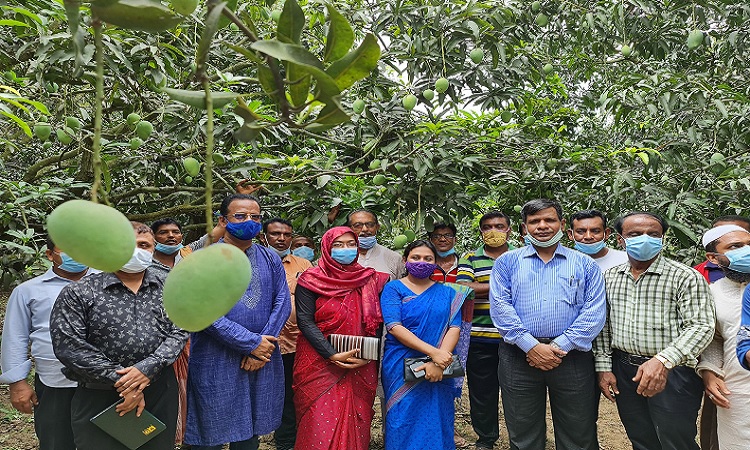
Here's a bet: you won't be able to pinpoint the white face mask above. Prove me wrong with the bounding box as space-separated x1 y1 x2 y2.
120 248 153 273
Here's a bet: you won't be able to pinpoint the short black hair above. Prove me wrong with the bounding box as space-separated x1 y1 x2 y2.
612 211 669 235
713 215 750 230
346 208 378 226
263 217 293 233
46 235 55 251
429 222 457 237
220 194 261 216
521 199 563 222
150 217 182 234
705 240 719 253
403 239 438 259
479 211 510 228
569 210 608 228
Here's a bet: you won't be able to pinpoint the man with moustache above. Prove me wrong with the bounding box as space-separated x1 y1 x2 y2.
696 224 750 450
150 218 193 269
456 210 515 450
567 209 628 271
490 199 606 450
347 209 405 280
594 211 715 450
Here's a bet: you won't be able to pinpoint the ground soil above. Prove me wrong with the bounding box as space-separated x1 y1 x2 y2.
0 290 638 449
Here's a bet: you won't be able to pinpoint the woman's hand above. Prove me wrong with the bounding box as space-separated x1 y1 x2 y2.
418 362 444 382
429 348 453 369
329 349 370 369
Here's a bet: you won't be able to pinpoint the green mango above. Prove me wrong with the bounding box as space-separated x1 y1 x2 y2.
65 116 81 131
136 120 153 140
393 234 409 249
404 230 416 241
47 200 135 272
34 122 51 141
435 78 449 93
183 157 200 176
163 243 252 331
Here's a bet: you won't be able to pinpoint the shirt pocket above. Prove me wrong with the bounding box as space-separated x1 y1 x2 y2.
555 274 583 306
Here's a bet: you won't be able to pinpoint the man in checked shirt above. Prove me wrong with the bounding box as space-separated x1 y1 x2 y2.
594 211 715 450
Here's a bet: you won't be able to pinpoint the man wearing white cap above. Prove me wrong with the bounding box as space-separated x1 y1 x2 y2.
696 224 750 450
593 211 715 450
695 216 750 450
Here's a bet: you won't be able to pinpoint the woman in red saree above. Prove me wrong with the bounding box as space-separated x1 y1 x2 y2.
293 226 390 450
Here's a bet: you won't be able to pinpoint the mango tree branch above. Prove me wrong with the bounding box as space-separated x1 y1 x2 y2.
21 148 83 182
90 18 104 204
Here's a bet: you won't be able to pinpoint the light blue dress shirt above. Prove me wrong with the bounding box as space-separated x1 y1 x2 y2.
490 244 606 353
0 268 93 388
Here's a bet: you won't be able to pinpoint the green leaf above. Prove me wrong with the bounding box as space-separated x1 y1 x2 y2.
91 0 182 32
63 0 86 76
713 99 728 119
305 97 350 132
0 19 30 27
324 4 354 63
0 110 32 137
163 87 238 109
277 0 304 44
251 40 341 102
218 0 238 29
287 62 311 107
325 33 380 91
196 2 226 72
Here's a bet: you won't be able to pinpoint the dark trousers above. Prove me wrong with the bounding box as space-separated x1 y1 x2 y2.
71 368 178 450
497 342 599 450
699 394 720 450
192 435 258 450
612 353 702 450
467 340 501 447
34 375 76 450
274 352 297 450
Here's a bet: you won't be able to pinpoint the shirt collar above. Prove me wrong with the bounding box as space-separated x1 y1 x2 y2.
101 268 162 289
616 253 666 275
520 242 569 260
40 267 95 282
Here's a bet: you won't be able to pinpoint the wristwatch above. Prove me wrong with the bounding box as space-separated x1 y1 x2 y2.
655 354 674 370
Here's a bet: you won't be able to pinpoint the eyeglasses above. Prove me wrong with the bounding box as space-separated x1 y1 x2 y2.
350 221 377 230
225 213 263 222
430 233 455 240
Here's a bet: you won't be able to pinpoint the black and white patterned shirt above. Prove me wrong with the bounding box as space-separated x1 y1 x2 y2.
50 267 188 384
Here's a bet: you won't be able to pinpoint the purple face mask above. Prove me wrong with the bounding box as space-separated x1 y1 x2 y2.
405 261 437 279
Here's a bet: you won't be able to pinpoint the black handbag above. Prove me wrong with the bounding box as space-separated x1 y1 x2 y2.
403 354 464 382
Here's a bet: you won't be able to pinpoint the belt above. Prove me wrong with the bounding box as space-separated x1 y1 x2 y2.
615 350 652 366
79 382 115 390
536 337 555 344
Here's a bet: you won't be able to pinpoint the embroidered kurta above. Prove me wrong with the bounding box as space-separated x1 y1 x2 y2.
185 244 291 446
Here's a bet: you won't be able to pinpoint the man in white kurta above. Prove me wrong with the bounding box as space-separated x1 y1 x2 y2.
697 224 750 450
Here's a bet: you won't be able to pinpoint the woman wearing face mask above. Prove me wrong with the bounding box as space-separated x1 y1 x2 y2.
380 240 473 450
292 226 390 450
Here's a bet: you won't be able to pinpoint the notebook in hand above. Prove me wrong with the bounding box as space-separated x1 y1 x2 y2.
90 400 166 450
328 334 381 360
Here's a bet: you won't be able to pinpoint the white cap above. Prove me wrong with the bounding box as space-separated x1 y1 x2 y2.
702 224 750 248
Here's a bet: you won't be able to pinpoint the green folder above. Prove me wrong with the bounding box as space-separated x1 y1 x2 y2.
90 400 166 450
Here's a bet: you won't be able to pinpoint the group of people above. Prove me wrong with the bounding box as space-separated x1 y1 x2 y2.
2 193 750 450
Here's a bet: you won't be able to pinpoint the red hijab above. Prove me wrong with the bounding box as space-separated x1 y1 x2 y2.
297 226 387 334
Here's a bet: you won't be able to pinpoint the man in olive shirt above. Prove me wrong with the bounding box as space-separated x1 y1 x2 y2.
594 211 714 450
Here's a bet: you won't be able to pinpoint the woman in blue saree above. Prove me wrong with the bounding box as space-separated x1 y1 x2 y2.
381 240 473 450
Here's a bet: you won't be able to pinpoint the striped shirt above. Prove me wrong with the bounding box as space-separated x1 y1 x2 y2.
593 255 715 372
490 244 606 353
457 245 512 343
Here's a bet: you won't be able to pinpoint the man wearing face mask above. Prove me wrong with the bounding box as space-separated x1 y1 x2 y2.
456 210 514 450
568 209 628 271
185 194 291 450
150 218 193 269
490 199 606 450
0 236 95 450
593 211 714 450
347 209 405 280
290 235 317 263
693 225 750 450
261 217 312 450
50 222 188 450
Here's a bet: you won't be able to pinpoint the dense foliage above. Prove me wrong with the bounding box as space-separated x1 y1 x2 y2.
1 0 748 287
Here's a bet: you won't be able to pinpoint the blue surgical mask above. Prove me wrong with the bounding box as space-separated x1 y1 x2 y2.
155 242 183 255
270 246 290 258
623 234 663 261
358 235 377 250
58 253 88 273
526 229 563 248
292 246 315 261
523 235 532 246
331 248 358 265
120 248 153 273
722 246 750 273
225 219 262 241
574 239 607 255
437 248 456 258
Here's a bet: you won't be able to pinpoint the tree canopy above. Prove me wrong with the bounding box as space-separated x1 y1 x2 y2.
1 0 748 287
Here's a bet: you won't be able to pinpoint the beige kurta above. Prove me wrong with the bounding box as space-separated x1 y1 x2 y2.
697 277 750 450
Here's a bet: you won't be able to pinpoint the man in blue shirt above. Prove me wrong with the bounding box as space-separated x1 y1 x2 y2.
490 199 606 450
1 236 93 450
